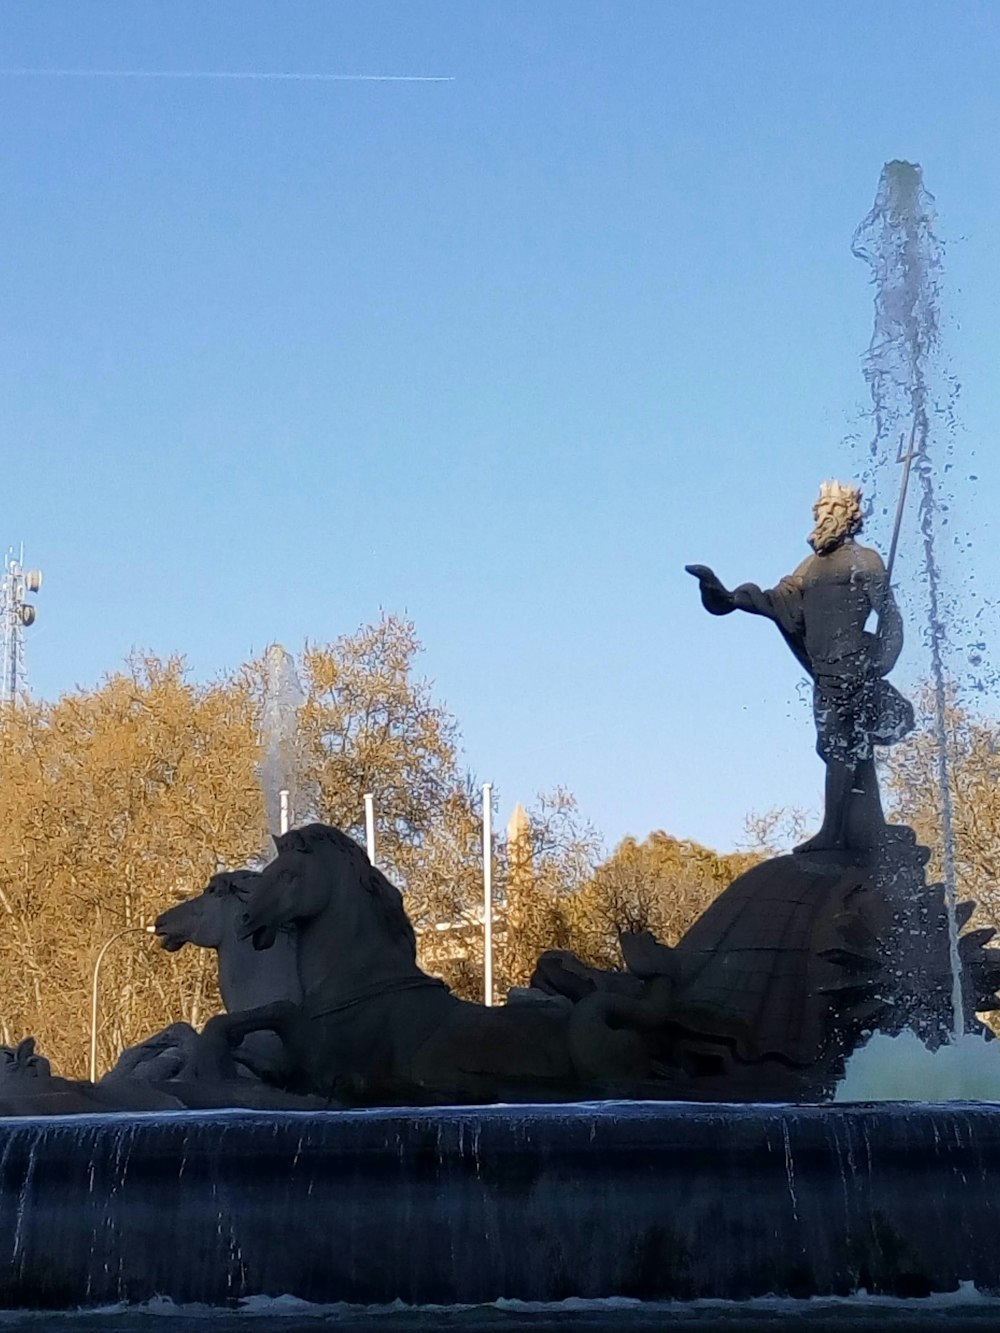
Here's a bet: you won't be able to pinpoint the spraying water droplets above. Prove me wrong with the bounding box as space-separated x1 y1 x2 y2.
853 161 965 1038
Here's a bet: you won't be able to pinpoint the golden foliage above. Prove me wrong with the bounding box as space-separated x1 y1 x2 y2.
883 694 1000 929
881 694 1000 1033
496 789 603 992
0 656 263 1076
494 797 754 992
566 833 758 970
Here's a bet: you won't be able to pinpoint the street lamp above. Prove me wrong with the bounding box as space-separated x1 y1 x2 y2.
89 924 156 1083
364 793 376 864
482 782 493 1007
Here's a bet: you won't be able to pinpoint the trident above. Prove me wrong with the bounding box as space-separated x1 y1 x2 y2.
876 414 921 648
884 413 922 587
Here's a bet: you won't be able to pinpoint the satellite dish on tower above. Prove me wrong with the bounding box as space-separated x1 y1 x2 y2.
1 550 42 705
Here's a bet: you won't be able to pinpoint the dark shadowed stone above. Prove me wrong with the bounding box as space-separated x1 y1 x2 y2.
673 854 872 1067
0 1103 999 1309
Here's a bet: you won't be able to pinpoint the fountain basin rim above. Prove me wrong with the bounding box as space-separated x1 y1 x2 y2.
2 1097 1000 1130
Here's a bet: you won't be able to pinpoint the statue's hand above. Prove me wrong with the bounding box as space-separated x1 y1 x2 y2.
684 564 735 615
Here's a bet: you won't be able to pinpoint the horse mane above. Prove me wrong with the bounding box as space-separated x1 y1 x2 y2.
207 869 259 903
284 824 417 960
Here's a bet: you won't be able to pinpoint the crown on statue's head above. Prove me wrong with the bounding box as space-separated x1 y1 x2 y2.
816 479 862 506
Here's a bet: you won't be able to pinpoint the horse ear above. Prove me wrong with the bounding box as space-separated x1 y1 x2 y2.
274 829 311 855
14 1037 36 1065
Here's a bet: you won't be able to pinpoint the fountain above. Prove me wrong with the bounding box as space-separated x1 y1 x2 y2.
852 160 965 1038
0 161 998 1317
259 642 307 844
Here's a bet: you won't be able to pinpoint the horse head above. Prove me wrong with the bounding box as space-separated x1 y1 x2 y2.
155 870 260 953
241 823 417 966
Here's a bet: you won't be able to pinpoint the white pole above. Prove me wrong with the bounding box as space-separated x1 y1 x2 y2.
279 789 290 835
364 792 376 864
89 925 155 1083
482 782 493 1007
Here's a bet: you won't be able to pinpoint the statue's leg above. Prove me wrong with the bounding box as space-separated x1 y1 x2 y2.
843 757 886 850
796 758 851 852
203 1001 299 1047
840 676 888 850
198 1002 302 1081
797 682 854 853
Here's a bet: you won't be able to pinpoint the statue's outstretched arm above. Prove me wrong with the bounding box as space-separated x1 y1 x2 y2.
730 582 781 618
687 564 801 622
685 564 736 616
687 563 809 673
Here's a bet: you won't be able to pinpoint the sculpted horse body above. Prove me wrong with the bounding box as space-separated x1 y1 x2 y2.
203 825 737 1102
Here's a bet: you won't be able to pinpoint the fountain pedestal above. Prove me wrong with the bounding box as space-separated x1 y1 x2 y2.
2 1102 1000 1309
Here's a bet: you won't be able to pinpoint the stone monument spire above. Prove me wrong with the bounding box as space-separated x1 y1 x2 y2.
506 802 533 886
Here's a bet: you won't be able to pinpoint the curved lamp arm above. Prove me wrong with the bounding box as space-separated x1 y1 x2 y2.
89 925 156 1083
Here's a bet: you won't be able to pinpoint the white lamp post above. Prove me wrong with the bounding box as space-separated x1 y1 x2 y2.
364 793 376 864
482 782 493 1007
89 925 156 1083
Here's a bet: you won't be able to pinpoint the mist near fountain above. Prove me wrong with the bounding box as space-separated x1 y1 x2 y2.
836 1029 1000 1103
259 643 305 842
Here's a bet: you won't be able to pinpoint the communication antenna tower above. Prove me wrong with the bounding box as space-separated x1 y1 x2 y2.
1 546 42 706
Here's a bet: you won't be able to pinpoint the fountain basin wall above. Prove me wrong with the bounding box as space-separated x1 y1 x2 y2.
0 1101 998 1308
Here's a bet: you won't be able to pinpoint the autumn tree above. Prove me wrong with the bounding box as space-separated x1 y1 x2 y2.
565 832 758 971
488 800 757 993
741 806 808 856
882 693 1000 931
495 789 603 992
404 775 488 999
295 616 460 883
381 781 606 1004
0 656 263 1076
285 615 491 991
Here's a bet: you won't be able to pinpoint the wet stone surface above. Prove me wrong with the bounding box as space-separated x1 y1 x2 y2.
1 1104 1000 1309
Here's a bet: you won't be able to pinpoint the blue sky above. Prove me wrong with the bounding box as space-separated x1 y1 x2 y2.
2 2 998 852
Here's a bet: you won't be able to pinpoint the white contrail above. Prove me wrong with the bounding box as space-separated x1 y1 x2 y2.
0 68 454 83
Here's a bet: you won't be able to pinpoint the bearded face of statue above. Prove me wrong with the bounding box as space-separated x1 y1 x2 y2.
808 483 863 554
